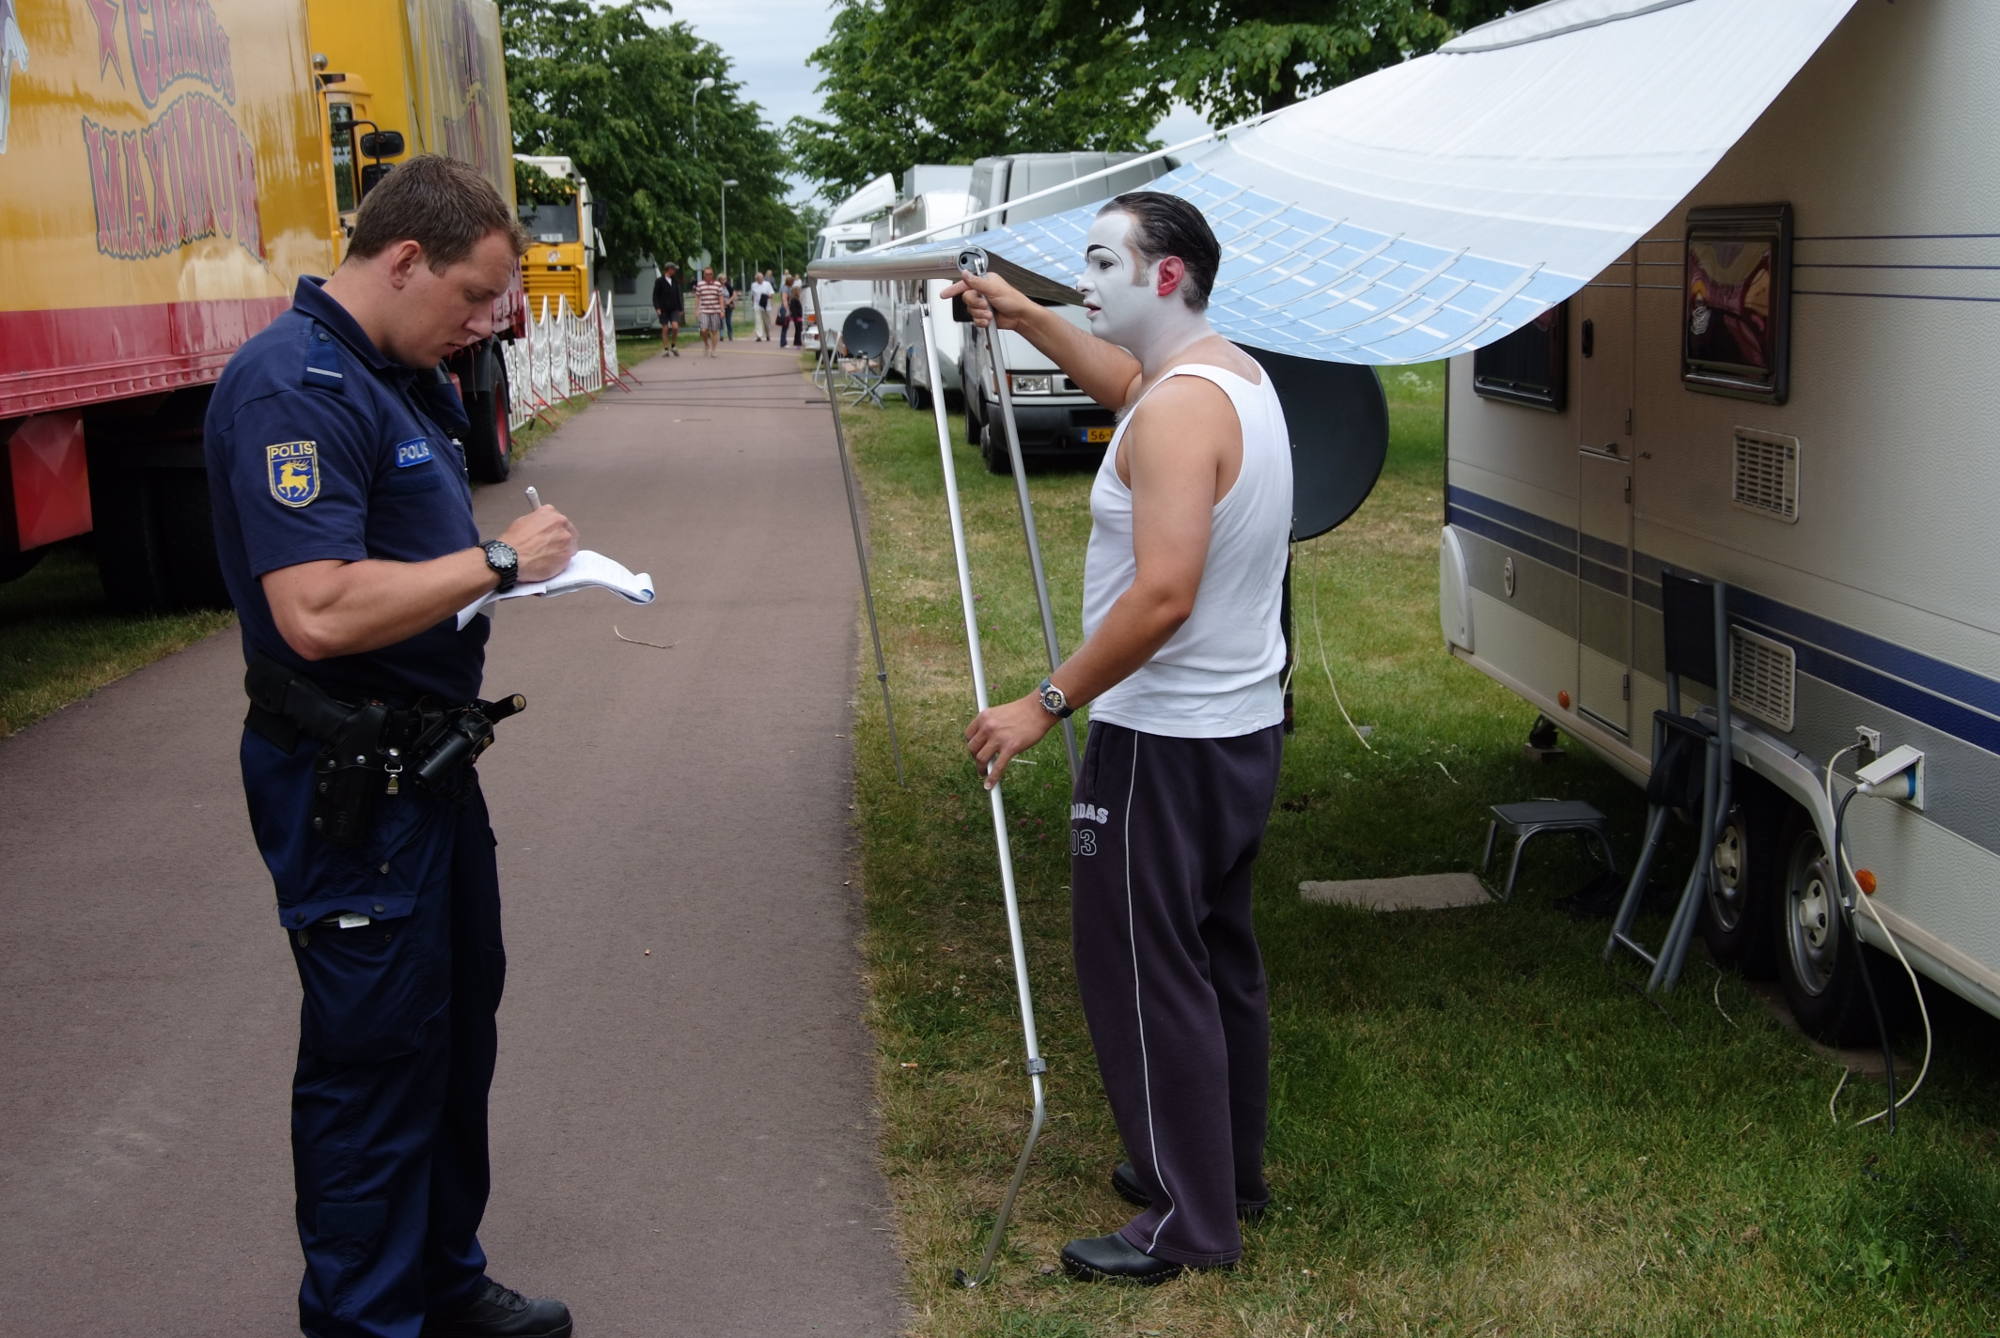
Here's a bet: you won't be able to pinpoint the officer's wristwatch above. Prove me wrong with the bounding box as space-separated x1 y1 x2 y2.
1037 677 1074 719
481 540 519 592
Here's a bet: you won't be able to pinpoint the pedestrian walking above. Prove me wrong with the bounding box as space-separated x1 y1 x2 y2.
202 154 580 1338
653 262 684 356
722 275 737 341
693 266 727 357
752 270 775 341
950 191 1291 1287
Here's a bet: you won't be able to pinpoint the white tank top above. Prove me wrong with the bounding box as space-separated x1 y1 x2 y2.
1081 360 1293 738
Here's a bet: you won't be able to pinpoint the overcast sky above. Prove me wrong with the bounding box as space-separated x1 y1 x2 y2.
646 0 1212 201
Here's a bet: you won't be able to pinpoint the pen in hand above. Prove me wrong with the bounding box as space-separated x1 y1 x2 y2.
525 486 541 511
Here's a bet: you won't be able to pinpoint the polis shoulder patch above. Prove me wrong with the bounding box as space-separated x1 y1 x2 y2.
267 441 321 507
394 438 434 468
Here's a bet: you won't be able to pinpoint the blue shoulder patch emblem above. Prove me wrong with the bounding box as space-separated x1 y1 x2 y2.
267 441 320 507
394 438 434 468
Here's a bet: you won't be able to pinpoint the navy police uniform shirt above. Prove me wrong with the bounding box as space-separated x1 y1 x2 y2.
205 276 490 704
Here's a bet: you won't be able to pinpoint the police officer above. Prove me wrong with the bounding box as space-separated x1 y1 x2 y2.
204 155 578 1338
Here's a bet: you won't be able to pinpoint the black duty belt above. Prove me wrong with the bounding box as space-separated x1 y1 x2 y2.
243 653 525 844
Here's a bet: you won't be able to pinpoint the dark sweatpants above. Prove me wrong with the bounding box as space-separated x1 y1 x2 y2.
1070 719 1284 1267
243 731 505 1337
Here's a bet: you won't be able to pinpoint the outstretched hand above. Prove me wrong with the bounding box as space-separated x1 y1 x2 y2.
940 270 1040 332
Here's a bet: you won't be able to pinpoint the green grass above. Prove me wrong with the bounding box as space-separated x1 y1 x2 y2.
842 363 2000 1337
0 342 655 738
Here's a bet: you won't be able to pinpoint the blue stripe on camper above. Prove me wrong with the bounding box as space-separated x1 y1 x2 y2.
1444 504 1576 575
1448 485 2000 754
1444 485 1577 551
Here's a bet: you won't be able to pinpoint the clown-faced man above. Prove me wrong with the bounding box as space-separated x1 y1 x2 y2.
946 192 1293 1285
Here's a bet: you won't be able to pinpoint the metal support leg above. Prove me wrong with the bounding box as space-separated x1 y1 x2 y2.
974 311 1078 784
809 283 904 785
914 302 1047 1289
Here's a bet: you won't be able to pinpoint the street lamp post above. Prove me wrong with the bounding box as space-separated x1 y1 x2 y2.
690 75 716 134
721 178 737 289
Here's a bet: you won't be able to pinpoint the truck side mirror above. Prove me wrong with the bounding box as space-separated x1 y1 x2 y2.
360 162 395 196
359 129 405 158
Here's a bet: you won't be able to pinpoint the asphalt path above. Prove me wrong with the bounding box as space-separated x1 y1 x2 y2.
0 340 907 1335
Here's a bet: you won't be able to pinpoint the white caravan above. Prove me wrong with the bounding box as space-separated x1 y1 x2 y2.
881 165 975 409
806 173 897 352
959 152 1176 471
1438 0 1999 1041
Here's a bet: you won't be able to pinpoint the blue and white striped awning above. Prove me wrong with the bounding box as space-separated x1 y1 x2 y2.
937 0 1859 365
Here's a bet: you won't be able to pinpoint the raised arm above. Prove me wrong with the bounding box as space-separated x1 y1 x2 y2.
941 271 1143 411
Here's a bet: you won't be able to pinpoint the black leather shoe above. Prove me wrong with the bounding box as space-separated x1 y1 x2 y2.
1111 1162 1269 1223
1059 1232 1185 1284
427 1280 573 1337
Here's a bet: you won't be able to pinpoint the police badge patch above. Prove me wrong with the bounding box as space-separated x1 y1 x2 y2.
267 441 320 507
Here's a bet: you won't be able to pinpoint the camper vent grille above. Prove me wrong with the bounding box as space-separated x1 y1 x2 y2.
1732 429 1800 522
1729 626 1796 732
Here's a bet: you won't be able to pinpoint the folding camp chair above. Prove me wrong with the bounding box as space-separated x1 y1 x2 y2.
837 306 892 407
1604 570 1733 992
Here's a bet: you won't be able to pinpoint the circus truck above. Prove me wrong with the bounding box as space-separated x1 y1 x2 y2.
0 0 522 613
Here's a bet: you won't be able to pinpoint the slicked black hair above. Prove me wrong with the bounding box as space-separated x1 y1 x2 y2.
1098 191 1221 311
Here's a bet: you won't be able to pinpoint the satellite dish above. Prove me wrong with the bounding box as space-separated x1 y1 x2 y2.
1238 346 1389 541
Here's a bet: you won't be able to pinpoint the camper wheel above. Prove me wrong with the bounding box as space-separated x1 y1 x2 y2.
1774 808 1874 1044
903 351 930 411
1699 770 1780 976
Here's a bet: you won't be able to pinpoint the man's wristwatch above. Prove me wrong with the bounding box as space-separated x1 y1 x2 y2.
481 540 519 592
1037 677 1074 719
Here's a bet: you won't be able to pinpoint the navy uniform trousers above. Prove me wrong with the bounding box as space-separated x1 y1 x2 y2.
1069 719 1285 1268
243 728 505 1338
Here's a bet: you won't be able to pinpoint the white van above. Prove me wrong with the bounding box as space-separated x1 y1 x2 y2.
806 173 897 352
958 152 1175 471
1437 0 2000 1041
882 165 974 408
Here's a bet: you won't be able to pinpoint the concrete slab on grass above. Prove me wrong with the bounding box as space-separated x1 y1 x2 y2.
1301 873 1492 911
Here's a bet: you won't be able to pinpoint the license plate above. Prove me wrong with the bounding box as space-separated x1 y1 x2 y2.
1082 427 1113 444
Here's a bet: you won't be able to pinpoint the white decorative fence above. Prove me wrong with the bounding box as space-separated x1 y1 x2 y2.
503 293 623 431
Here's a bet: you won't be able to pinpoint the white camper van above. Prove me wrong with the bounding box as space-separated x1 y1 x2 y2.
959 152 1176 471
882 165 975 409
806 173 897 353
1438 0 1999 1042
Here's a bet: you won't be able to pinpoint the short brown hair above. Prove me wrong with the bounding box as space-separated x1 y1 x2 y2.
1100 192 1221 311
346 154 529 269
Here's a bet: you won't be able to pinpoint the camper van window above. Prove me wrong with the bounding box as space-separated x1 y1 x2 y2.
1682 203 1792 404
1473 304 1568 411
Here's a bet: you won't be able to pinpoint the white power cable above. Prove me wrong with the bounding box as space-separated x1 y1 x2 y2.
1299 537 1375 752
1819 745 1933 1125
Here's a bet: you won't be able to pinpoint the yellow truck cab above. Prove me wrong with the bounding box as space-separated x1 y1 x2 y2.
513 154 598 319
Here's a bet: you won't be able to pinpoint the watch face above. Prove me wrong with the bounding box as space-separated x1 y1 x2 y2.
486 541 517 574
1040 682 1065 714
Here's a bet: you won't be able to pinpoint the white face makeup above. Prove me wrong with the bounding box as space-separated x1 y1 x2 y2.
1077 212 1156 343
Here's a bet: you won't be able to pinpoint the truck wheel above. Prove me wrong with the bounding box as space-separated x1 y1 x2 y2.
1774 808 1874 1044
1700 770 1780 976
0 547 45 582
979 421 1012 475
461 362 513 484
92 465 227 612
903 352 930 411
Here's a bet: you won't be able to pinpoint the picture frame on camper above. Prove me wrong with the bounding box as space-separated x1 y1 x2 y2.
1681 203 1792 403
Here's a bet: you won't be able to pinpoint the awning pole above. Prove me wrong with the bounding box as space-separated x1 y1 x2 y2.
809 281 904 785
961 255 1078 784
915 299 1047 1289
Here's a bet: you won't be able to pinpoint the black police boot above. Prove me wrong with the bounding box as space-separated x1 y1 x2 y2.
1059 1232 1186 1284
427 1280 573 1337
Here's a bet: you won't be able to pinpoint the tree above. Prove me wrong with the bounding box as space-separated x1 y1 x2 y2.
787 0 1168 204
789 0 1519 203
500 0 808 283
